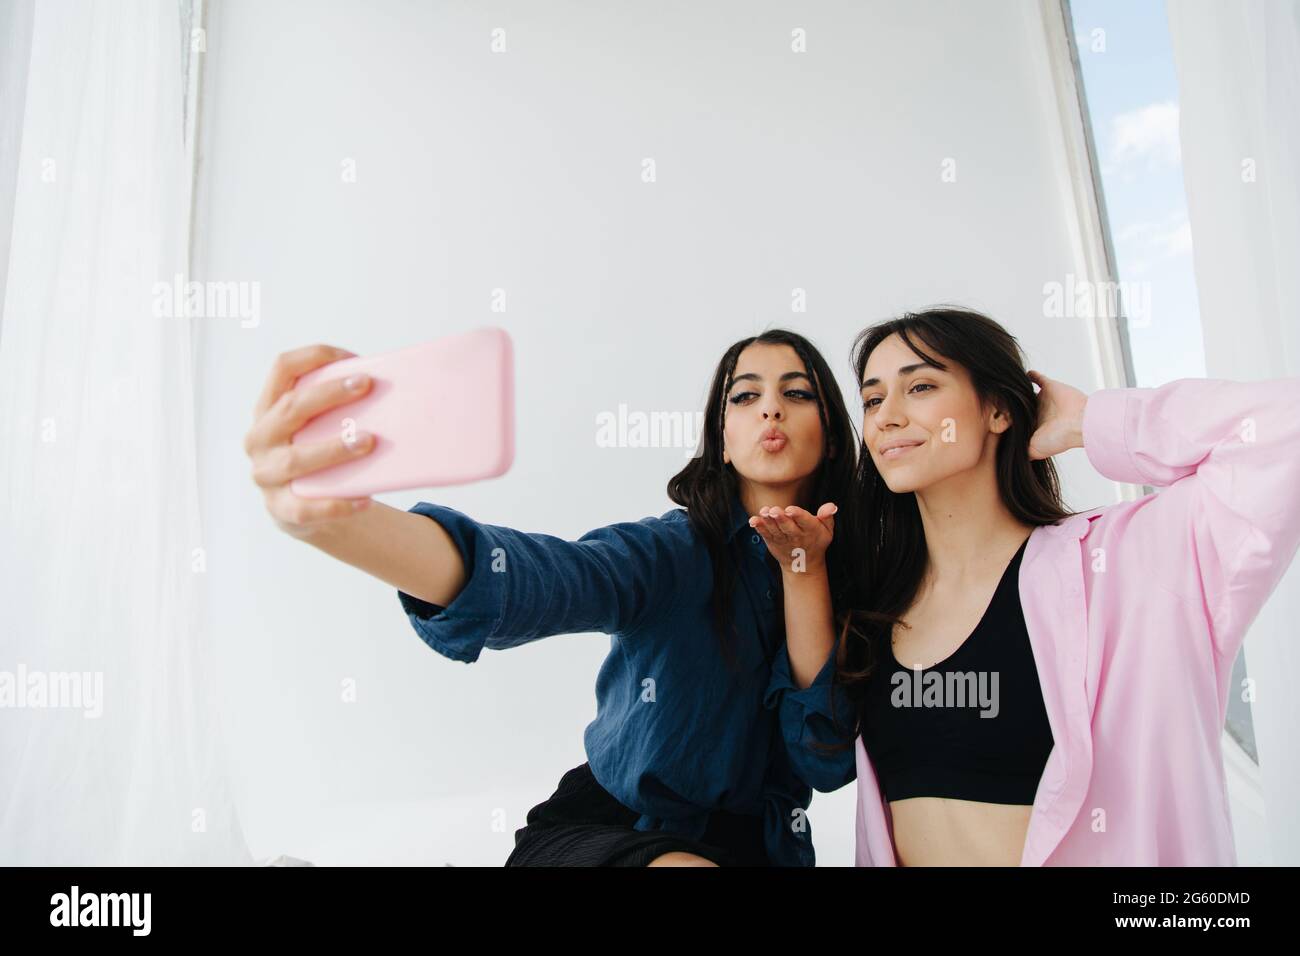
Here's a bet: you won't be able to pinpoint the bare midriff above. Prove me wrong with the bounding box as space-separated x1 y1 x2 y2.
889 797 1033 866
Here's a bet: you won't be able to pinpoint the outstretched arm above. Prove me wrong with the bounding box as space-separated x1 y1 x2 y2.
394 504 696 662
245 343 469 606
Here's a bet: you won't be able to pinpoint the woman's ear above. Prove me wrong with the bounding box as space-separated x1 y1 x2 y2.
722 447 730 464
989 401 1013 436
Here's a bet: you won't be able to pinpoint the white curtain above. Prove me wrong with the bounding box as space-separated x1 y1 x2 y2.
0 0 250 864
1167 0 1300 864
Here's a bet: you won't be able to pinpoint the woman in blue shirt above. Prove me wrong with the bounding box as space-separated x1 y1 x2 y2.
244 330 861 866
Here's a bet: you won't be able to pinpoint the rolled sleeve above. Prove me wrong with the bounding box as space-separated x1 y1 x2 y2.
396 502 512 662
764 642 857 792
396 502 693 663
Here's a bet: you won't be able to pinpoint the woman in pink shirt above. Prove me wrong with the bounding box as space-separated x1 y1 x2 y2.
754 306 1300 865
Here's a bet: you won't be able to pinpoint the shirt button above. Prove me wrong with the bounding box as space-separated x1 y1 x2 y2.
766 589 773 600
751 534 761 545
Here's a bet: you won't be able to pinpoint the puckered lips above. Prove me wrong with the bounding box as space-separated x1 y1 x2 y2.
759 426 787 453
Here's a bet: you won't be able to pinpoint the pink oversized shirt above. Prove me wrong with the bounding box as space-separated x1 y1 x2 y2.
854 376 1300 866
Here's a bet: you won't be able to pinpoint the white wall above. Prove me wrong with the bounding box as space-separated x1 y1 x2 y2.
193 0 1130 865
0 0 34 318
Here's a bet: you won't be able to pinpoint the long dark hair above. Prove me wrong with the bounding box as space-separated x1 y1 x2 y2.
836 307 1077 737
667 329 859 675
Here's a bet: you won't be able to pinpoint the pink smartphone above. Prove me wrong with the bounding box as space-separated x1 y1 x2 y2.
289 327 514 498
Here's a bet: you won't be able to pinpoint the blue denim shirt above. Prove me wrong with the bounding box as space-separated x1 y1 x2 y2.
395 491 857 866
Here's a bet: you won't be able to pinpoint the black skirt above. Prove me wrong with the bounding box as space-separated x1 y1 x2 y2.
505 763 771 867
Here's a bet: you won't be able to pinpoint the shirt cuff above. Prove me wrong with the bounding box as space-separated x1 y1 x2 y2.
395 502 508 663
763 641 840 719
1082 388 1150 486
764 642 857 792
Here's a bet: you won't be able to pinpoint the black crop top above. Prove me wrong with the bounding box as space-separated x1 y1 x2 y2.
859 536 1055 805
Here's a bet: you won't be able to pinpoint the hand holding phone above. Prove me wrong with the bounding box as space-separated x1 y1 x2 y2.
288 327 515 499
245 343 378 538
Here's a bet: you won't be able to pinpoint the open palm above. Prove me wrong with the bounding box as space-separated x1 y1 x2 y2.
748 503 837 574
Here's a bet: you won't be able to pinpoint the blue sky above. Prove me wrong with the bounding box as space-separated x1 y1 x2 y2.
1069 0 1205 385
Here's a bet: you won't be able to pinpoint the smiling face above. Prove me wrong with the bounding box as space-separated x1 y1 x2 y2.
859 332 1009 494
722 343 827 497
